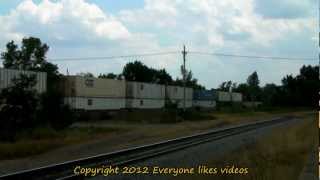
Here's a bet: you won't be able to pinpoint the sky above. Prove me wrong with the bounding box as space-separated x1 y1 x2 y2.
0 0 318 89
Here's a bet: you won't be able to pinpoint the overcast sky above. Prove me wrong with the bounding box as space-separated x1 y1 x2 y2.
0 0 317 89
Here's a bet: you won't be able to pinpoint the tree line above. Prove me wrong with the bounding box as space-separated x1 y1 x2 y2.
218 66 319 107
80 61 205 90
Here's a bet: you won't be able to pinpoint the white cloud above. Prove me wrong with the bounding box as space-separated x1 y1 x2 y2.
118 0 315 48
0 0 317 88
0 0 131 46
119 0 179 28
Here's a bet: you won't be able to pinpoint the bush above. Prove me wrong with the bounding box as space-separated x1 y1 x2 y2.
0 75 39 141
0 74 75 142
38 92 75 130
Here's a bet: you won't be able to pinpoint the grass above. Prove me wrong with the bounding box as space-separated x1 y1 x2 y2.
0 126 124 160
180 112 317 180
0 108 315 162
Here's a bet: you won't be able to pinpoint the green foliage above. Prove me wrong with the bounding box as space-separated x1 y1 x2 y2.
122 60 204 89
218 80 237 91
0 37 73 141
77 72 95 78
173 65 205 90
122 61 173 84
38 92 75 130
235 65 319 107
98 73 118 79
178 109 216 121
1 37 60 92
246 71 261 101
262 83 281 106
247 71 260 87
278 65 319 107
0 74 39 141
234 83 250 101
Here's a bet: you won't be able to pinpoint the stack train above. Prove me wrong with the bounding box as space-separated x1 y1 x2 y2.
0 68 243 112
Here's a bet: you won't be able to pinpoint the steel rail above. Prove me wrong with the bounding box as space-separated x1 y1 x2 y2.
0 116 294 180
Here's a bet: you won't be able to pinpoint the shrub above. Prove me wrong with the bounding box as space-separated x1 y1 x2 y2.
38 92 75 130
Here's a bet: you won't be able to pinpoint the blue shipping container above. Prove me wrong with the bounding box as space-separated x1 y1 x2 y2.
193 90 215 101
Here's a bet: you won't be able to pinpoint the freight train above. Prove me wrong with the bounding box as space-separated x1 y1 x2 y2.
0 68 243 111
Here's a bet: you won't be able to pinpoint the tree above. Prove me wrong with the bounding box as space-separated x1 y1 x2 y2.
99 73 118 79
122 61 174 85
155 69 173 84
1 37 60 92
280 65 319 107
218 81 237 91
247 71 260 88
77 72 94 78
261 83 280 106
234 83 250 101
246 71 261 101
0 74 38 141
38 92 74 130
0 37 74 137
122 61 152 82
1 41 20 69
174 65 205 90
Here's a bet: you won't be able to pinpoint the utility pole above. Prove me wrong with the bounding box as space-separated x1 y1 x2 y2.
182 45 187 112
229 86 233 111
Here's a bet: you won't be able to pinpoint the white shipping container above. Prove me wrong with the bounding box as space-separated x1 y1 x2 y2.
231 93 243 102
126 82 165 109
166 85 193 100
64 97 125 110
0 68 47 93
216 91 231 102
174 99 193 108
216 91 243 102
67 76 126 98
126 82 165 99
61 76 126 110
126 99 165 109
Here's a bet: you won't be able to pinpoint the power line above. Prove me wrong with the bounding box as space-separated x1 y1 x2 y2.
0 50 316 62
47 51 179 61
188 51 317 61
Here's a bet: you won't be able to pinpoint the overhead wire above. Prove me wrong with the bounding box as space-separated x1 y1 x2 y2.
188 51 317 62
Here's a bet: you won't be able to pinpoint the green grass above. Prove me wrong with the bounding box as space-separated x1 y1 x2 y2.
179 112 317 180
233 117 316 180
0 109 314 161
0 126 124 160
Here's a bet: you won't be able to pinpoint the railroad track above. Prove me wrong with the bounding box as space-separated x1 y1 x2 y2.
0 116 294 180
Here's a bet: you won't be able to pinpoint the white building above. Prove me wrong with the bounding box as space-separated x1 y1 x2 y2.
126 81 165 109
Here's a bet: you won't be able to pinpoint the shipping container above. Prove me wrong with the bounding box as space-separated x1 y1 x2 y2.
231 92 243 102
216 91 231 102
193 90 216 108
64 97 125 110
216 91 243 102
0 68 47 93
126 81 165 109
60 76 126 110
193 90 215 100
193 100 216 108
166 85 193 108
